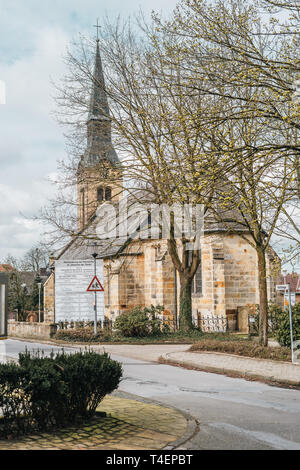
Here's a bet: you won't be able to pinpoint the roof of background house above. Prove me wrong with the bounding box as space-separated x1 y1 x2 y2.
278 273 300 293
0 264 15 272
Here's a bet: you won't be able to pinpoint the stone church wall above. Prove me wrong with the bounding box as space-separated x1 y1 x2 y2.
43 233 278 329
223 233 259 310
43 272 55 323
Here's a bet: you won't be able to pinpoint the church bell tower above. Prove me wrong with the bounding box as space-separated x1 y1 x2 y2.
77 37 122 231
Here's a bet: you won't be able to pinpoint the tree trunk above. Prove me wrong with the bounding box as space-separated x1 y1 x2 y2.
179 275 193 331
256 245 268 346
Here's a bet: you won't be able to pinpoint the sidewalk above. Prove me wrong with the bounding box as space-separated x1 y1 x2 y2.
161 350 300 386
90 344 300 387
0 392 194 450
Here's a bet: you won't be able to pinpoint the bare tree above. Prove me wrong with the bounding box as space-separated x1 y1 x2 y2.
39 1 299 337
42 20 230 331
151 0 299 343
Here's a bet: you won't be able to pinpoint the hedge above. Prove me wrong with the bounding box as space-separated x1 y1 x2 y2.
0 349 122 438
275 303 300 347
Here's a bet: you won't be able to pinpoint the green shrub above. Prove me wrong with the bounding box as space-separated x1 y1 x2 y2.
268 302 283 333
113 305 163 337
0 349 122 438
55 327 109 343
250 302 283 336
0 363 32 436
274 303 300 347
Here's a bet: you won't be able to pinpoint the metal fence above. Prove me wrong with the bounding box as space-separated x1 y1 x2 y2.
56 314 229 333
57 319 113 330
196 315 228 333
248 314 280 336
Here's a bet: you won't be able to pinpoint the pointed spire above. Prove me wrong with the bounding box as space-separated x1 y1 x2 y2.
88 40 110 122
83 37 119 166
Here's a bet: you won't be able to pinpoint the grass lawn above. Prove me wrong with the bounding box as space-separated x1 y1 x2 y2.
54 328 248 345
189 339 291 362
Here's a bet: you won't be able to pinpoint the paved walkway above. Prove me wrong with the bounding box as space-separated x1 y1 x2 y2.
91 343 190 362
0 393 190 450
89 344 300 387
161 351 300 386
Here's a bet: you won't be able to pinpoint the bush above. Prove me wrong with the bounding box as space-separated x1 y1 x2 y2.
55 327 110 343
0 363 33 436
250 302 283 336
0 349 122 438
113 305 163 337
274 303 300 347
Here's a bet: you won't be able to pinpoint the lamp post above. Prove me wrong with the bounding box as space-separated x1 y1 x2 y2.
283 269 287 285
286 283 295 363
283 271 295 361
92 243 98 336
37 282 42 322
50 265 55 323
21 283 27 321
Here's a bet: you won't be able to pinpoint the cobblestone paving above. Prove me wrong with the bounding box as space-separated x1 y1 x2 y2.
0 396 188 450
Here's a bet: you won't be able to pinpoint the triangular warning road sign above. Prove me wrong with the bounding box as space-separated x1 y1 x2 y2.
87 275 104 292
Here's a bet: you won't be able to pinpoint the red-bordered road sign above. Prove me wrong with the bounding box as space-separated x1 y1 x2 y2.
87 276 104 292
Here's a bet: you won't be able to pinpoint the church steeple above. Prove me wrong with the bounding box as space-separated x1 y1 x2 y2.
77 29 123 231
83 39 119 166
88 40 110 122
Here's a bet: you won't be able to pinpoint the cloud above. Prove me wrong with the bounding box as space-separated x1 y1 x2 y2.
0 0 177 261
0 27 68 260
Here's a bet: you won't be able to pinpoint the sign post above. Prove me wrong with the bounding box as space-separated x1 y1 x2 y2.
93 251 97 336
87 251 105 336
0 273 8 339
276 284 297 363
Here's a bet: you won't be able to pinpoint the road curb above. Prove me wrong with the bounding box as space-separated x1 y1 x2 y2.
160 354 300 390
6 336 195 348
114 390 198 449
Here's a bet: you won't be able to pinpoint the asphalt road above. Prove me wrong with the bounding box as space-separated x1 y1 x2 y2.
2 338 300 450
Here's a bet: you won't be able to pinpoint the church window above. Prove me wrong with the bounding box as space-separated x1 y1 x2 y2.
194 262 202 294
187 250 202 295
105 187 112 201
80 189 85 224
97 187 104 201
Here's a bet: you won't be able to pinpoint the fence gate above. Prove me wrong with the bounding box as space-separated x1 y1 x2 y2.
0 273 8 338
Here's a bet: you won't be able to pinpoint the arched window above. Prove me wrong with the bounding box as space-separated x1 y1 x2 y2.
187 250 202 295
194 262 202 294
80 188 85 223
97 187 104 201
105 187 112 201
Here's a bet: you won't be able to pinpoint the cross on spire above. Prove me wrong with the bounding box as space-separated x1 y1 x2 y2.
93 18 101 41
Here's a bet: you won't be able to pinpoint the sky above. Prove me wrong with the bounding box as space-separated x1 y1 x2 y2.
0 0 177 261
0 0 298 273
